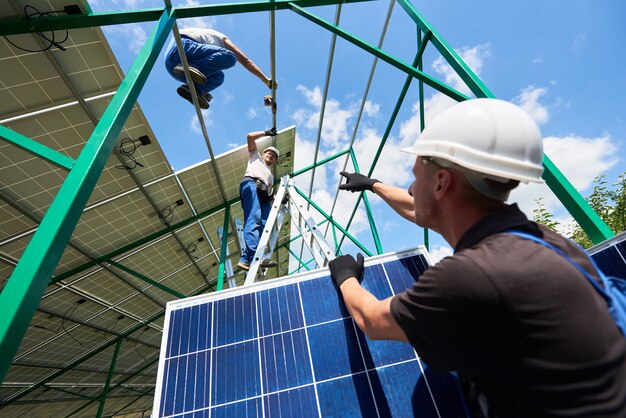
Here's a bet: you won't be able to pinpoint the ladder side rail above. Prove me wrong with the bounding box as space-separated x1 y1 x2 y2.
244 177 289 285
286 182 336 267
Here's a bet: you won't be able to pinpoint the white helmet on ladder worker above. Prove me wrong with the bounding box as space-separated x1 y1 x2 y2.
402 98 544 200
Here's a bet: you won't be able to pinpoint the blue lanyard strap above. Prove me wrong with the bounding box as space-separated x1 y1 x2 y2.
504 231 612 303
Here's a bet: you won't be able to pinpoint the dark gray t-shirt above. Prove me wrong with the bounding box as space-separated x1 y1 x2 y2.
391 204 626 418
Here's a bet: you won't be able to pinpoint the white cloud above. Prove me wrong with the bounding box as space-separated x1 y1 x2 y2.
176 0 217 29
292 85 355 147
432 43 491 94
399 94 457 148
353 127 415 188
509 134 619 217
399 44 492 147
190 109 213 133
532 57 543 65
513 85 549 125
103 24 147 54
572 32 587 52
363 100 380 117
247 107 258 119
227 143 238 149
222 91 234 103
381 220 400 232
428 245 453 264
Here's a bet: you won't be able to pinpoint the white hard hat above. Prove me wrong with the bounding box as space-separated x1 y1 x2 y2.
402 98 544 184
263 146 280 159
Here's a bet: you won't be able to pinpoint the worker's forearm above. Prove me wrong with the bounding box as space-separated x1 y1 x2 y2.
240 58 269 85
372 183 415 222
340 279 408 342
246 131 265 151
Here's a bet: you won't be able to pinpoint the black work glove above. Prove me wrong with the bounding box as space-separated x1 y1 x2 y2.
264 127 277 137
266 78 278 89
338 171 381 193
329 253 365 288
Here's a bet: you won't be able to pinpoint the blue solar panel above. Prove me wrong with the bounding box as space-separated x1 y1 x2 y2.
589 231 626 278
153 248 469 417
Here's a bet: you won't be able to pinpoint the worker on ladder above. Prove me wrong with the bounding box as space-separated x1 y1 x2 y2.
238 128 281 271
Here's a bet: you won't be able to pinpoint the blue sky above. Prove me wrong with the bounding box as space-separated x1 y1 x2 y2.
92 0 626 264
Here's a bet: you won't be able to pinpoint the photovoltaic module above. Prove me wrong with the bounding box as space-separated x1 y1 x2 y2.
153 248 470 417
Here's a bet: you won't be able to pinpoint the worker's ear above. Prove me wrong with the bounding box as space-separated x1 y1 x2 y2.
433 169 453 200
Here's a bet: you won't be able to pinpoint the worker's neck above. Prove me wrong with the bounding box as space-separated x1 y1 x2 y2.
436 202 496 248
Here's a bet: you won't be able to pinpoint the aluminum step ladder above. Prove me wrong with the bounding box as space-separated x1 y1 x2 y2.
244 176 336 286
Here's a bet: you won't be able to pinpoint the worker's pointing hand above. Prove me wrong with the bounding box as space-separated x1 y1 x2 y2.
338 172 381 193
329 253 365 288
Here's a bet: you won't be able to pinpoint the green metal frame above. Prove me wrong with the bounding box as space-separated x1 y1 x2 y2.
0 125 75 170
291 148 380 259
107 260 186 299
0 8 176 384
216 205 231 291
96 339 123 418
0 0 615 413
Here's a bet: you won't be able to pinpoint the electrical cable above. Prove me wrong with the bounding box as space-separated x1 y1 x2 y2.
0 5 69 53
116 137 145 170
59 301 85 346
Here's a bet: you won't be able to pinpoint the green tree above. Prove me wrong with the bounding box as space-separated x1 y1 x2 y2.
533 172 626 249
570 173 626 248
532 197 559 231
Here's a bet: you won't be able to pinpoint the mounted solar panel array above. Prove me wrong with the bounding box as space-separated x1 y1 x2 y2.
589 231 626 278
153 248 470 417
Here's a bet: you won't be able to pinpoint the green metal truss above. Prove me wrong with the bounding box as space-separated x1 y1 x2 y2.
0 1 614 415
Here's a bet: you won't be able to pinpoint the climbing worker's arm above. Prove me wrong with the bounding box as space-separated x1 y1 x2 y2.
247 128 278 153
223 37 274 89
246 131 265 153
329 254 409 342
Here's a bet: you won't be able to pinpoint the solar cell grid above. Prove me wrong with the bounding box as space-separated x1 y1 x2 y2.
154 248 468 417
589 231 626 278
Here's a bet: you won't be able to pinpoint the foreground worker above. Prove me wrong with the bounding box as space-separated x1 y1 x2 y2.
330 99 626 417
238 128 280 271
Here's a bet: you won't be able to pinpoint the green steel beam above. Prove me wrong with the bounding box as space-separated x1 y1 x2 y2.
288 3 469 102
107 260 186 299
217 205 231 291
337 49 424 251
0 125 75 170
350 149 382 254
331 222 342 255
288 219 329 243
45 385 95 400
0 0 371 36
290 257 316 275
4 280 213 407
286 246 311 271
543 156 614 243
293 186 373 256
396 0 611 242
0 9 175 385
290 148 351 178
396 0 494 99
96 339 123 418
107 392 153 418
418 28 430 251
51 196 240 284
66 357 159 418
